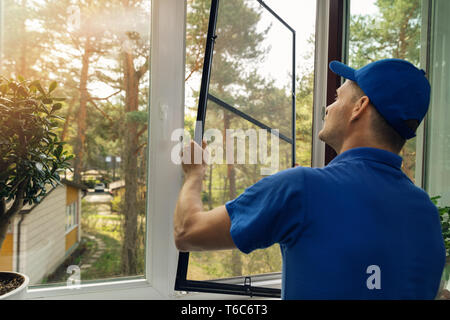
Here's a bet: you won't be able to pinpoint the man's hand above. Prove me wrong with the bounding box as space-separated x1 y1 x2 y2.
174 138 236 252
181 139 209 179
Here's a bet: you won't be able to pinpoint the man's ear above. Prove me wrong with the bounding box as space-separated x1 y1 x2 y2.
350 96 370 122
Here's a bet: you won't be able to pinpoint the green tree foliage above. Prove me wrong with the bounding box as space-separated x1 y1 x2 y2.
431 196 450 258
431 196 450 284
349 0 421 68
349 0 422 182
0 78 73 249
295 35 315 167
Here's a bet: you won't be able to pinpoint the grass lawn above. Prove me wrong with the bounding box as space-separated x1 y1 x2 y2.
39 201 145 286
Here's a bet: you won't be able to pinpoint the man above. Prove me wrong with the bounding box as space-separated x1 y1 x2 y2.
173 59 446 299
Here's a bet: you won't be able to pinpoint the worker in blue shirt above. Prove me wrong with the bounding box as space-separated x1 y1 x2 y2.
173 59 446 299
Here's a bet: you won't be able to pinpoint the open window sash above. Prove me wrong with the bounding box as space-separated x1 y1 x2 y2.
175 0 296 298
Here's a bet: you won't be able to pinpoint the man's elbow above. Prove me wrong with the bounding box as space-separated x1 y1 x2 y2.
174 231 191 252
173 214 198 252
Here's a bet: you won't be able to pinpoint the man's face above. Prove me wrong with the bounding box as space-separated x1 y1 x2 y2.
318 80 356 152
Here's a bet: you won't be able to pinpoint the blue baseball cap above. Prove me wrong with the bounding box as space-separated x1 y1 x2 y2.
329 59 431 139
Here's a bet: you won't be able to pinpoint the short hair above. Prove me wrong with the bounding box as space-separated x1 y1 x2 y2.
349 81 419 153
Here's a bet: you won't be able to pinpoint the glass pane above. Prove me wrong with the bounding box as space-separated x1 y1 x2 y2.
208 0 294 140
184 0 316 286
426 0 450 207
0 0 151 287
348 0 424 183
187 98 293 281
185 0 314 168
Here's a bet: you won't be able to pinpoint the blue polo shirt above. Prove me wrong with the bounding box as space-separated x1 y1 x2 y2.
225 147 446 300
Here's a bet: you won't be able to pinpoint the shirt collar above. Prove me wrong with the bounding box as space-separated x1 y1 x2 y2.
328 147 403 170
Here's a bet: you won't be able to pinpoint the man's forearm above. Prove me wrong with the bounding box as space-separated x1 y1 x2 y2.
174 172 204 239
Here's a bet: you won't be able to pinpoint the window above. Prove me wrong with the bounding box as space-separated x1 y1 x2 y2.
178 0 316 297
13 0 187 299
425 0 450 206
425 1 450 293
0 0 151 288
65 202 78 233
345 0 426 183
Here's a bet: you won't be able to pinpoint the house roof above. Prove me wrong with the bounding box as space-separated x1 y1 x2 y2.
19 179 87 214
61 179 88 191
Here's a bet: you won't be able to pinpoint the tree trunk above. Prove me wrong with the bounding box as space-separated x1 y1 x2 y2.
61 102 74 142
0 187 26 250
0 197 8 251
120 50 141 275
208 164 213 210
73 38 92 183
223 112 242 276
0 217 10 251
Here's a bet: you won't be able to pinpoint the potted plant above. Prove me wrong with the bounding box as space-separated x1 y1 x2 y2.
0 77 73 299
431 196 450 300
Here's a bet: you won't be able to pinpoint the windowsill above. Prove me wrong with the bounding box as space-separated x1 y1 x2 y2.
25 278 155 300
25 277 273 300
24 271 282 300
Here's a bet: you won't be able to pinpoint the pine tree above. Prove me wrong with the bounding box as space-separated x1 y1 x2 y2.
349 0 422 182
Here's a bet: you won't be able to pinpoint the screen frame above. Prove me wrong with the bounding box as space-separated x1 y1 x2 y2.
175 0 296 298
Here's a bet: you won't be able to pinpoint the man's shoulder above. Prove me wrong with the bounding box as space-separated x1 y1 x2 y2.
288 164 342 181
266 165 336 192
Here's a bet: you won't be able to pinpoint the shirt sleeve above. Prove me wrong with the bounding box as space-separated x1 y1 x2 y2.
225 167 305 254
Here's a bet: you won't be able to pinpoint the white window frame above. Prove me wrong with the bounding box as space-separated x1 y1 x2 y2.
65 202 78 234
311 0 329 168
24 0 190 300
414 0 432 189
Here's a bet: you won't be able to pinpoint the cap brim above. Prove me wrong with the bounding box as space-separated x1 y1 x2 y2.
329 61 357 81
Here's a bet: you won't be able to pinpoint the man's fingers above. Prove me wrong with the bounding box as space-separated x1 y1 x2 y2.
180 140 208 165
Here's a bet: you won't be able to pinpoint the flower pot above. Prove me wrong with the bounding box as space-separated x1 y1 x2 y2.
0 272 29 300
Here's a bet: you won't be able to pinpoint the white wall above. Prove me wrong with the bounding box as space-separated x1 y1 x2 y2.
18 186 66 285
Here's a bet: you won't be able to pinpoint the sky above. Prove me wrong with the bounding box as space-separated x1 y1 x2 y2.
350 0 378 15
263 0 316 61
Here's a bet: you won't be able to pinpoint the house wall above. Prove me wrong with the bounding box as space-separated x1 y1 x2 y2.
65 185 80 252
65 227 78 252
19 186 66 285
0 233 14 271
66 185 79 205
78 189 82 243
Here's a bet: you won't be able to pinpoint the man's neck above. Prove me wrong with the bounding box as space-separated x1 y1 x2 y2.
338 139 398 156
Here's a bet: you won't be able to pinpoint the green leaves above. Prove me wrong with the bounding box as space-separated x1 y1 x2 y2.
49 81 58 93
0 77 74 209
349 0 421 67
30 80 46 96
431 196 450 259
125 110 148 124
51 103 63 113
55 144 63 158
